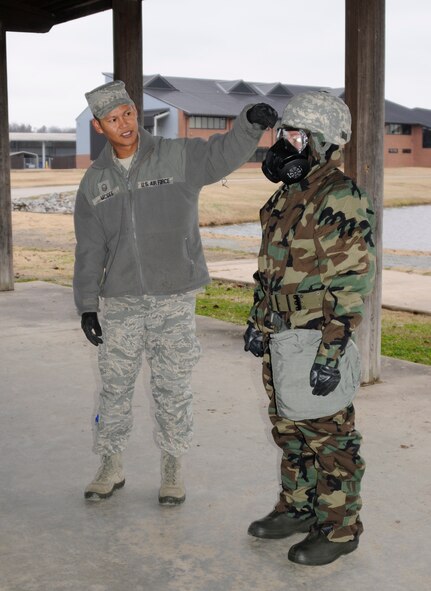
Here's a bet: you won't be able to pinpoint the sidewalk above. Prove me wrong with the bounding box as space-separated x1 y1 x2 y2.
207 260 431 315
11 185 79 199
0 281 430 591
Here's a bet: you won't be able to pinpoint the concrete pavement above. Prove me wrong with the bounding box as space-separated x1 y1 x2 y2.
207 260 431 315
0 280 430 591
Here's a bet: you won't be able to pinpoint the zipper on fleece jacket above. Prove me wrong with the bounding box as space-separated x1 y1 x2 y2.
112 140 155 294
127 177 146 292
112 160 146 293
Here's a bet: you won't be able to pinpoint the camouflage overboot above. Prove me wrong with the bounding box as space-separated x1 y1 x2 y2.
288 525 359 565
158 451 185 506
248 510 316 539
84 453 125 501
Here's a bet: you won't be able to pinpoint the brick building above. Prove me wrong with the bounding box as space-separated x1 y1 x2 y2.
76 74 431 169
9 132 76 169
384 101 431 167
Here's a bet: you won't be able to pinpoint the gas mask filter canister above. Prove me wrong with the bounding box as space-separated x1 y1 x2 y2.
262 128 311 185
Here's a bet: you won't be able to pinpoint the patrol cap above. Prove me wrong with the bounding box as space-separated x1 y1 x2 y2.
85 80 134 119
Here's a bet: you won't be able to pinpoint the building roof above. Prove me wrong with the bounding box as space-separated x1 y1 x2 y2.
384 100 431 126
411 108 431 128
142 74 326 118
140 74 431 126
9 132 76 143
99 73 431 127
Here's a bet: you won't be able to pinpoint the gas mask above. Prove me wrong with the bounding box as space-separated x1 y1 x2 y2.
262 128 311 185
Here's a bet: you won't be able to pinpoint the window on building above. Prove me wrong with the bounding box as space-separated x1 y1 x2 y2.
388 148 399 154
423 127 431 148
189 116 226 129
385 123 412 135
402 149 412 154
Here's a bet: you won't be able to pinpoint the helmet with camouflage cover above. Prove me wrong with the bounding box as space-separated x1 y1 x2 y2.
281 90 351 145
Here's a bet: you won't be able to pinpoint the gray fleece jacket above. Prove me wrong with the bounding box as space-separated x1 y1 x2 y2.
73 105 263 314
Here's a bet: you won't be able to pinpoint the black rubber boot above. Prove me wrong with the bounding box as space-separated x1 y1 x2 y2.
288 527 359 565
248 510 316 539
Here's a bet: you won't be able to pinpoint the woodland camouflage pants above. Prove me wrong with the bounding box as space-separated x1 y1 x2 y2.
263 349 365 542
93 292 201 458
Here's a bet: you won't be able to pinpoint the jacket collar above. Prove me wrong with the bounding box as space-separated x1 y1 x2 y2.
91 127 156 170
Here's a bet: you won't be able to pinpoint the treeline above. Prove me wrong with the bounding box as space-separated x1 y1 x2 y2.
9 123 76 133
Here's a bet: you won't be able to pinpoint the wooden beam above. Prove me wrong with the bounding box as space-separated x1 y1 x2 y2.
0 23 13 291
344 0 385 383
112 0 143 123
0 0 54 33
52 2 114 27
0 1 113 33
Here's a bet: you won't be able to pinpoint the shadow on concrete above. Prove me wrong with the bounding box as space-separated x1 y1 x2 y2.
1 282 430 591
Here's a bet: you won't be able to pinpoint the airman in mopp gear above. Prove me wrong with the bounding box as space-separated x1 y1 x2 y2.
245 90 376 565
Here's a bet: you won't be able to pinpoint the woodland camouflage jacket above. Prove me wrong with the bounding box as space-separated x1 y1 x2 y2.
249 153 376 367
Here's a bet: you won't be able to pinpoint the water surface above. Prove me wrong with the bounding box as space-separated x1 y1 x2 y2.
204 205 431 252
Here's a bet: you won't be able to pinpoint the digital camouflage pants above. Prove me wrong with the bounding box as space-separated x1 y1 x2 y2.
94 292 201 458
263 349 365 542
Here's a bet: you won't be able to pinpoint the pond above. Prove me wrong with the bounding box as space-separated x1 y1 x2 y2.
204 205 431 252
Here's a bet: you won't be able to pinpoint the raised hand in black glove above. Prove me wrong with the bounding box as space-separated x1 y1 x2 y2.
243 321 264 357
247 103 278 130
310 362 341 396
81 312 103 346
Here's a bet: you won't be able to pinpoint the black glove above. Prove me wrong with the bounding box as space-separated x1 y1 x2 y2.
81 312 103 346
310 362 341 397
247 103 278 130
243 321 264 357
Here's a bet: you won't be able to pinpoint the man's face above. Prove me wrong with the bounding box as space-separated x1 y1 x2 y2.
92 103 139 156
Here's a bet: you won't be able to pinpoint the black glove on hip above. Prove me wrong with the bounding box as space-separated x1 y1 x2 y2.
81 312 103 346
310 362 341 396
243 321 264 357
247 103 278 130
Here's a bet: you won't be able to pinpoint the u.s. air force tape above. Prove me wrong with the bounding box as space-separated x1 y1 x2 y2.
138 177 173 188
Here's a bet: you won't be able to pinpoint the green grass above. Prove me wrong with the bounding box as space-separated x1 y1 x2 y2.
196 281 253 324
381 310 431 365
197 281 431 366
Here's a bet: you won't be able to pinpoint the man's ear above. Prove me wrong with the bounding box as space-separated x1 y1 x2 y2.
91 118 104 135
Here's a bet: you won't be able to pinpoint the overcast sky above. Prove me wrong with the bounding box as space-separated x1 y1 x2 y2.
5 0 430 128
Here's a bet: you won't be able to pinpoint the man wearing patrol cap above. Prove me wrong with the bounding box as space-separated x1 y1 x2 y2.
86 80 135 119
244 90 376 565
73 79 277 505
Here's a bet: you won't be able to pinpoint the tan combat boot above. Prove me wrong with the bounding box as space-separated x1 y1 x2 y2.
158 451 185 505
84 453 125 501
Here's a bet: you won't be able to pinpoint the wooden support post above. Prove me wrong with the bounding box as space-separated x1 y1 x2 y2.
112 0 143 123
344 0 385 383
0 22 13 291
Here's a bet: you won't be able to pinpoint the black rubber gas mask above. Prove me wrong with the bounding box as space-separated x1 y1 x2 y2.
262 128 311 185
